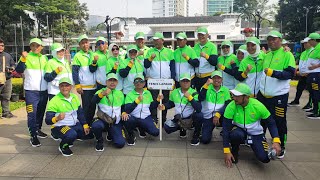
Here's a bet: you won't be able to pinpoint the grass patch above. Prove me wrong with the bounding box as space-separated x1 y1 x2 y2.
0 101 25 113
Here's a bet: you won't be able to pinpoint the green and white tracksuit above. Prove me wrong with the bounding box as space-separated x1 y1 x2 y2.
119 58 144 95
44 57 72 95
94 50 108 86
238 53 264 96
173 45 198 81
193 41 218 78
218 54 238 90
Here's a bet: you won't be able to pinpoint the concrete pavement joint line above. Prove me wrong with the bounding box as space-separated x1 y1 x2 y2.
235 163 245 180
0 153 18 166
280 160 299 180
135 138 148 180
84 146 103 179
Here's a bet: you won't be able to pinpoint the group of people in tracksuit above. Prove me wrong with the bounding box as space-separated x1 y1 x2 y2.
18 27 317 167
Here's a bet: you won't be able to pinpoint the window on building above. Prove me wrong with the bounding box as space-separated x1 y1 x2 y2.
163 32 172 38
217 35 225 39
186 31 195 38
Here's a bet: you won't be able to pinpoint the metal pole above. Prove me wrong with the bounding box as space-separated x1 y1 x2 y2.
306 9 309 37
14 25 18 62
20 16 24 52
61 14 63 45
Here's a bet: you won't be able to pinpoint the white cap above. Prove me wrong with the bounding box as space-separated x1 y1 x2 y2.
301 37 311 43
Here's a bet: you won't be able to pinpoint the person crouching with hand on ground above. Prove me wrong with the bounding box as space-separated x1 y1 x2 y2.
45 77 90 157
223 83 281 168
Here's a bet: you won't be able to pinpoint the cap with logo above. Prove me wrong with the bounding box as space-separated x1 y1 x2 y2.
96 36 107 42
106 73 118 80
230 83 251 96
179 73 191 81
176 32 187 40
152 32 164 40
134 74 145 80
308 32 320 40
29 38 43 46
135 32 145 40
211 70 222 78
197 27 208 35
246 37 261 45
59 77 73 85
267 30 283 39
78 34 89 43
51 43 65 51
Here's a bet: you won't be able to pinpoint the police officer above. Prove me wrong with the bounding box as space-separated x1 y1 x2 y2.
16 38 49 146
223 83 281 167
45 77 90 156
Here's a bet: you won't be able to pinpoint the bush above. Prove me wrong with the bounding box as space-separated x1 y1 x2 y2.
11 78 23 95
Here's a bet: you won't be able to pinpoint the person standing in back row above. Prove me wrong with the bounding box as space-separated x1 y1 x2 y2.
193 27 218 92
144 32 175 124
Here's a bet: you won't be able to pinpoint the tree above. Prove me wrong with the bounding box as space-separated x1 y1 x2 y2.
276 0 320 41
0 0 34 42
233 0 259 14
14 0 89 45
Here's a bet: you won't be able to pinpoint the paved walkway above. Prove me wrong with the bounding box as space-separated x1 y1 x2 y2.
0 87 319 180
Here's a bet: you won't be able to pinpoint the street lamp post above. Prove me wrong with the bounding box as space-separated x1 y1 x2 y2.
305 8 309 37
97 15 129 46
236 11 270 39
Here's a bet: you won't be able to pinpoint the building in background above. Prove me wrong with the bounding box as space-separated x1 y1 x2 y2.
204 0 234 15
152 0 189 17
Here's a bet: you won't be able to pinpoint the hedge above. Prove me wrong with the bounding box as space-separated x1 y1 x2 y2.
11 78 23 95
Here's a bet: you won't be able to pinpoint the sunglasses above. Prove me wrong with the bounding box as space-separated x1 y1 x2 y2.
134 79 145 84
129 50 138 54
97 42 105 46
112 48 119 51
222 46 230 49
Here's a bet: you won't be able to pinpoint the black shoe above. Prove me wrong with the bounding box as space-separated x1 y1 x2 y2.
179 128 187 138
95 140 104 152
190 136 200 146
220 130 223 136
302 104 312 111
50 133 61 141
288 101 299 107
231 146 239 164
37 130 48 139
277 147 286 159
30 136 41 147
59 145 73 157
106 134 112 142
127 134 136 146
307 113 320 119
2 112 16 118
137 128 147 138
69 142 74 148
306 109 314 114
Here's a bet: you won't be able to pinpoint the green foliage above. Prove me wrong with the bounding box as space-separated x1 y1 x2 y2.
0 0 89 44
0 101 25 112
276 0 320 41
11 78 23 95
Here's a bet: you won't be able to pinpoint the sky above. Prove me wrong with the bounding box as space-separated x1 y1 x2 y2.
79 0 278 18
